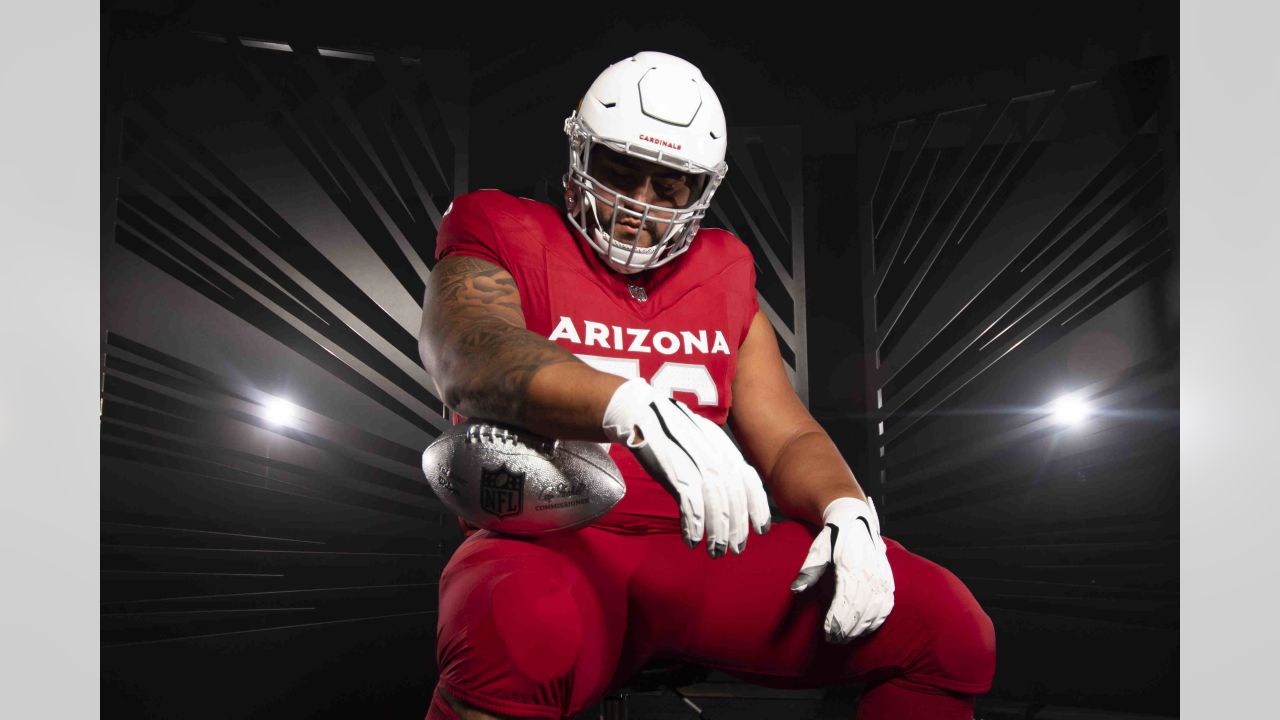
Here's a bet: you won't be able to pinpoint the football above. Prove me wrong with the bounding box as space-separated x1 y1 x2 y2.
421 420 626 536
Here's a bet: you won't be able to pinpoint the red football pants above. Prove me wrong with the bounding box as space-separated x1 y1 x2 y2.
428 516 995 719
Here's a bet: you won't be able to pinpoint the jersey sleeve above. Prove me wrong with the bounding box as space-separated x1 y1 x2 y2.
434 192 506 269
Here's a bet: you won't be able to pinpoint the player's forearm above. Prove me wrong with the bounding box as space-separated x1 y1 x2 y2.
419 254 628 441
763 429 867 527
428 318 625 442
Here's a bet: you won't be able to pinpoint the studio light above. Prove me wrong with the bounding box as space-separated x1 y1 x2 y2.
1048 393 1089 427
264 397 296 426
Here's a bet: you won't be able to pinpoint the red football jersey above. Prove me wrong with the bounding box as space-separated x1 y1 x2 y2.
433 189 759 522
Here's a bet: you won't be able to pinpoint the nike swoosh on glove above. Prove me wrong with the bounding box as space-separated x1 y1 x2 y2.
790 496 895 643
601 377 763 557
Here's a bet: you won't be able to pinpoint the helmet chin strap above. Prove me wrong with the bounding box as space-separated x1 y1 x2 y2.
589 226 652 275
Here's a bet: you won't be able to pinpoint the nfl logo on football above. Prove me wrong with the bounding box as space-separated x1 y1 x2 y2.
480 466 525 518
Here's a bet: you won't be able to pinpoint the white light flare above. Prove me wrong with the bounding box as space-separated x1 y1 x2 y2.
1048 393 1090 427
264 397 297 427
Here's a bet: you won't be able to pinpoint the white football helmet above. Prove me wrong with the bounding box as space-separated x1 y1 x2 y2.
563 51 729 275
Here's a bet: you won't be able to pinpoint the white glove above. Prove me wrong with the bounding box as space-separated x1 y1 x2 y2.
602 377 768 557
685 411 772 554
790 496 895 643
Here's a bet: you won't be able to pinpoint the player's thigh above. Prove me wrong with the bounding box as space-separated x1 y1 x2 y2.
436 528 640 717
678 521 994 692
674 519 836 678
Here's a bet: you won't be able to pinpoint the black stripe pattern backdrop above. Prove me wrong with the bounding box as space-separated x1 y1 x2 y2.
102 32 468 717
855 56 1177 710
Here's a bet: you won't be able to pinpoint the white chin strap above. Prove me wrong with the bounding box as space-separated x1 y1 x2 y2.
589 226 657 275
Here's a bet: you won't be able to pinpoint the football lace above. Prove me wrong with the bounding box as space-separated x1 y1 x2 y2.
465 423 559 454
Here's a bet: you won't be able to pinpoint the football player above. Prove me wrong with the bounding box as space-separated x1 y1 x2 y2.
419 51 995 720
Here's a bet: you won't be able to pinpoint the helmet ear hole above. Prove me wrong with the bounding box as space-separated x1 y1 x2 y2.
563 179 580 214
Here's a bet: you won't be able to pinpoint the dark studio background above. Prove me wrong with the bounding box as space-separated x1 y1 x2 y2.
101 3 1178 718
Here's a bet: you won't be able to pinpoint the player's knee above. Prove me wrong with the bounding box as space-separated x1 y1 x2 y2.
924 569 996 691
437 554 588 713
488 569 585 682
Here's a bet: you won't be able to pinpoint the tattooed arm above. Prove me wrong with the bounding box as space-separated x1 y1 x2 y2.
418 254 626 442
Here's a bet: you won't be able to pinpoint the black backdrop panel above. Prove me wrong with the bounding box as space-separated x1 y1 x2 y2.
856 56 1177 713
102 31 467 719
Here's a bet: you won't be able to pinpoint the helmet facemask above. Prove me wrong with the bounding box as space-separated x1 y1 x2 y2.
563 112 727 275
